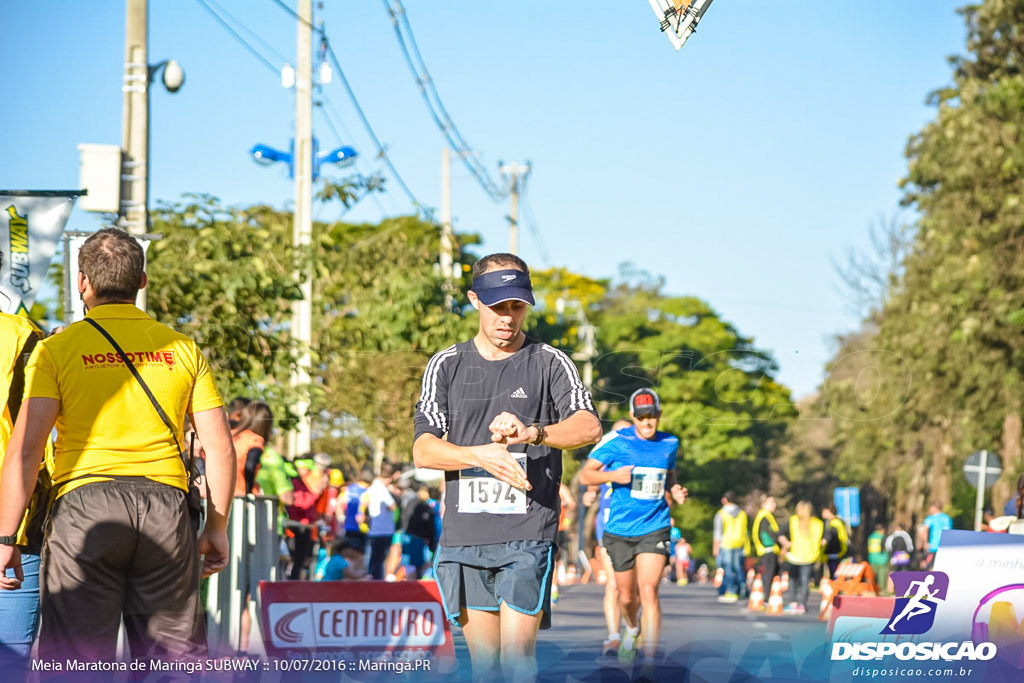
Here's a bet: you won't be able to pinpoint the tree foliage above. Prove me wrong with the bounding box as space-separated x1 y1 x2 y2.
804 0 1024 530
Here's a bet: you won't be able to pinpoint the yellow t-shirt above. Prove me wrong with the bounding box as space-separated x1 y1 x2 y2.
0 312 42 449
25 304 223 499
0 312 48 545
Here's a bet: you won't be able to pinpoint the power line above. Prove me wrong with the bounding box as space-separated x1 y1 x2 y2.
203 0 291 64
317 98 394 217
521 195 552 267
382 0 507 201
194 0 283 76
270 0 430 217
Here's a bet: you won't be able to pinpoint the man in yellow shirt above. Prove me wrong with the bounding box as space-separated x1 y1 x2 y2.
0 228 236 665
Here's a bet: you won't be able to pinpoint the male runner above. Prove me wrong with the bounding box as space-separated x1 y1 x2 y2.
579 388 687 671
413 253 602 681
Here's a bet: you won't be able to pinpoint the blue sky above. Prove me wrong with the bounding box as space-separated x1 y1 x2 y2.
3 1 967 398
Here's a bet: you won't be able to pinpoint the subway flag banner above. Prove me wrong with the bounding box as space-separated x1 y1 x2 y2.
0 191 81 315
259 580 455 671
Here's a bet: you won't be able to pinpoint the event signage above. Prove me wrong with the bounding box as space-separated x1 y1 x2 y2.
259 580 455 669
827 531 1024 680
0 190 82 315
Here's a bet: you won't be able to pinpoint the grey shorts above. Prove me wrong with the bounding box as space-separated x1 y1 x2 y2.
434 540 555 630
38 479 205 663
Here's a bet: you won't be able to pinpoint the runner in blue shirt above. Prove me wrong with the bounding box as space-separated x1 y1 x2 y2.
918 502 953 569
580 389 687 671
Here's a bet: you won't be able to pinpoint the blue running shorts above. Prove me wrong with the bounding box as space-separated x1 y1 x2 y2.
434 540 555 630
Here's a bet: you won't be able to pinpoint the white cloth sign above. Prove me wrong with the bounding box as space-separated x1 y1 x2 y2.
0 191 80 314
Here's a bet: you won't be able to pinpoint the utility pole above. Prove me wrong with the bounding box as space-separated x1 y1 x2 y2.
440 147 454 304
289 0 314 458
500 161 530 255
121 0 149 306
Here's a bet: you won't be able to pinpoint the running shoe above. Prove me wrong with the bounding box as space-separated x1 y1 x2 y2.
717 592 739 603
601 636 620 657
618 627 641 663
640 662 658 681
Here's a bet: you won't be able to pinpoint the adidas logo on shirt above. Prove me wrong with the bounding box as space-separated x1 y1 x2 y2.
510 387 528 399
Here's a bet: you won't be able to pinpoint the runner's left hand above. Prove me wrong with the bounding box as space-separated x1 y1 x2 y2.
488 411 529 444
671 484 688 505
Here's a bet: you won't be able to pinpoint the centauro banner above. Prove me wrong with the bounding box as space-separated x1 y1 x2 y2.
0 190 82 315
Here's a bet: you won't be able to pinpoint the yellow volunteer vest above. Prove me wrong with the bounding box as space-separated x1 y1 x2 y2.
0 313 50 546
752 508 780 557
721 508 749 551
827 517 849 557
786 515 824 564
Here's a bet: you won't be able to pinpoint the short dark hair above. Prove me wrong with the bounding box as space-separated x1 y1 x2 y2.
472 253 529 280
79 228 145 300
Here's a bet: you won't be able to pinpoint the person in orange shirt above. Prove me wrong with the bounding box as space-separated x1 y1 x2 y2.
232 401 272 496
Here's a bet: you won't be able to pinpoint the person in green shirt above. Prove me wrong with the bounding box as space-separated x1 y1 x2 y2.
866 523 889 594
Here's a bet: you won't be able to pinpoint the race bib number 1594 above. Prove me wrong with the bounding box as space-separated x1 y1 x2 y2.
459 458 528 514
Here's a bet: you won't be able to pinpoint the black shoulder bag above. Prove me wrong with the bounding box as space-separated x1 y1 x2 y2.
10 330 51 553
85 318 204 530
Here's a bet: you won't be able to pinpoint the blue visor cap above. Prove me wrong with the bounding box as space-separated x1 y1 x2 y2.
471 269 536 306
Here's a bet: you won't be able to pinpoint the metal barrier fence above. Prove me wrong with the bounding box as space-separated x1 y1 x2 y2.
205 495 281 656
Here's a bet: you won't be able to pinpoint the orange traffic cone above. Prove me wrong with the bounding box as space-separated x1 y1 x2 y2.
713 567 724 588
748 575 765 611
818 577 834 621
765 576 785 615
780 570 790 595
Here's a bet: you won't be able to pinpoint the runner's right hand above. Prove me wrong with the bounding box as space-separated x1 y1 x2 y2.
608 465 634 485
475 442 532 491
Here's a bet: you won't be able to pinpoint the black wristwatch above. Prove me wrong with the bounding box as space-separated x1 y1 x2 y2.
0 535 18 546
530 424 546 446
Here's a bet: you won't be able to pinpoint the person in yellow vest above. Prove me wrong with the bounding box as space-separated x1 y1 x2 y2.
0 291 46 679
752 495 781 591
778 500 823 614
821 503 849 580
713 491 750 603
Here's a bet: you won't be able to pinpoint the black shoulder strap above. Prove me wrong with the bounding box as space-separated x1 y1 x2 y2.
85 318 183 457
8 330 40 423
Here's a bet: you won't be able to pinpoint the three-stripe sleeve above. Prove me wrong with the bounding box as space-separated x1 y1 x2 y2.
542 344 596 418
414 345 457 439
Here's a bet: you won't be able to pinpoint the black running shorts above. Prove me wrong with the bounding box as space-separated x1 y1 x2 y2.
602 528 672 572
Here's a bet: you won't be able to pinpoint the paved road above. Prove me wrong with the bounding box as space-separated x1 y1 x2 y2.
447 580 833 681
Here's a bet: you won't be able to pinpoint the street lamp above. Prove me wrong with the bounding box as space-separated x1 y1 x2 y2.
150 59 184 93
248 139 358 180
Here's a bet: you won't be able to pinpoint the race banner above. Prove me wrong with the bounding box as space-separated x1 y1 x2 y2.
0 190 83 315
259 580 455 675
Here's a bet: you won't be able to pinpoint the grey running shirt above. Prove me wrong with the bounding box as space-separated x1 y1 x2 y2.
414 337 597 546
